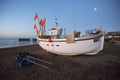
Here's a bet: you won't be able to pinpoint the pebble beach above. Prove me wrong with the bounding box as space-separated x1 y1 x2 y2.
0 43 120 80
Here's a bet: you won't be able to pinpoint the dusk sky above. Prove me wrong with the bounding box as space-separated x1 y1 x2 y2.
0 0 120 38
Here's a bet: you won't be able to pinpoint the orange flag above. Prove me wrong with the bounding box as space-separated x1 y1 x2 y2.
39 19 43 27
33 24 37 29
34 13 38 21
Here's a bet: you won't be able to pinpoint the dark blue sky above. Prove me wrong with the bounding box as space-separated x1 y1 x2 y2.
0 0 120 37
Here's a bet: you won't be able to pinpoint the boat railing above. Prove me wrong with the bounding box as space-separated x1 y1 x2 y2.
38 32 103 39
38 35 66 39
79 32 103 39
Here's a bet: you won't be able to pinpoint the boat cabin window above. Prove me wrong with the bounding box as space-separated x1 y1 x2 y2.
94 37 100 42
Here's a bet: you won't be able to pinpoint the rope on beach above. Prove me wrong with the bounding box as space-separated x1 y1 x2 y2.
16 52 52 68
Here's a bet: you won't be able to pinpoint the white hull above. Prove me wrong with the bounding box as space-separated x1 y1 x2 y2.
37 33 104 56
37 32 104 55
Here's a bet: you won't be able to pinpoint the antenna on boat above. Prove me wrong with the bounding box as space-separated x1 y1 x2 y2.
73 23 76 33
64 28 66 37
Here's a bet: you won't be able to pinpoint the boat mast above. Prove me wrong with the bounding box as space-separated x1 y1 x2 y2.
64 28 66 37
54 15 59 27
73 23 76 34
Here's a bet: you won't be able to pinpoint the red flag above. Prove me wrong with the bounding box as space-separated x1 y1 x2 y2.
33 24 36 29
34 13 38 21
39 19 43 27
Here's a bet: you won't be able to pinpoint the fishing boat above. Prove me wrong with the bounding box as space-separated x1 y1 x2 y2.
37 27 104 56
34 15 104 55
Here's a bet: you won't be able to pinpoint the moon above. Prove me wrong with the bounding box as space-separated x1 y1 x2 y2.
94 8 97 11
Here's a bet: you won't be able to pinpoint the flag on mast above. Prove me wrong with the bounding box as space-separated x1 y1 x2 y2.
55 22 58 27
39 19 43 27
33 24 37 29
34 13 38 21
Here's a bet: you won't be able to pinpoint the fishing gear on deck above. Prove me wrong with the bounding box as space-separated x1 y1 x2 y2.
16 52 52 68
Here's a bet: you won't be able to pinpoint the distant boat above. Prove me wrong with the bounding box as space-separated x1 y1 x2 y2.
19 38 30 41
33 16 104 55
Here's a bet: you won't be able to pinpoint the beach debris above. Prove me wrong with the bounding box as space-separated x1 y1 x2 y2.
16 52 52 68
16 52 32 67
